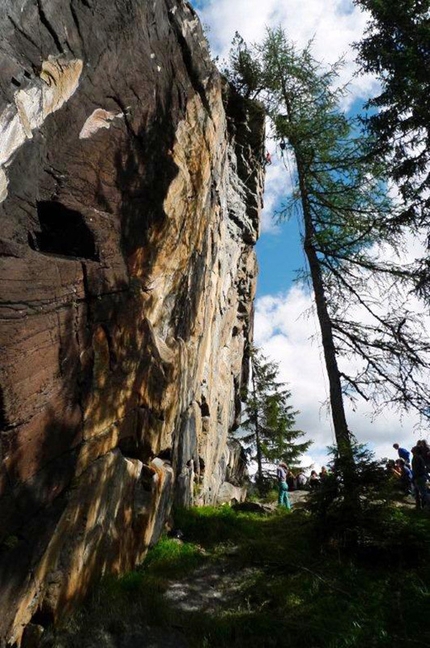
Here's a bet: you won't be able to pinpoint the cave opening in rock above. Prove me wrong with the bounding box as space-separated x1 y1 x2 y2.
200 400 210 417
31 201 99 261
30 607 55 629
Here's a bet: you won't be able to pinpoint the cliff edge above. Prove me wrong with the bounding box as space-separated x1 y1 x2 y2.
0 0 264 643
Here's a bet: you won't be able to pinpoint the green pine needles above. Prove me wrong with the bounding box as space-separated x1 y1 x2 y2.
225 27 430 494
241 347 311 486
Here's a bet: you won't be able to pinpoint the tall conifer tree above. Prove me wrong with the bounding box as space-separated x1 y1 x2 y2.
226 28 430 498
354 0 430 296
354 0 430 219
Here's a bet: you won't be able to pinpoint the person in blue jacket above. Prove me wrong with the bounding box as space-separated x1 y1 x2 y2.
393 443 411 466
395 459 413 495
276 462 291 510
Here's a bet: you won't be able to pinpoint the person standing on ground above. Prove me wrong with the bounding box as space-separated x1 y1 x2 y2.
296 471 307 490
309 470 320 490
386 459 401 480
417 440 430 476
395 459 413 496
320 466 329 480
393 443 411 466
277 462 291 510
411 446 428 510
287 468 297 492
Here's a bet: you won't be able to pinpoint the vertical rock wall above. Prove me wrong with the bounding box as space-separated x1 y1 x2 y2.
0 0 264 643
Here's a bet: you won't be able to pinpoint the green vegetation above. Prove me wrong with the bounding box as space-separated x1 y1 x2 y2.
354 0 430 301
241 347 311 487
50 498 430 648
225 28 430 496
226 28 427 496
354 0 430 219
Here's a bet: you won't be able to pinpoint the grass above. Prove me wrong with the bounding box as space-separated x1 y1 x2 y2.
47 503 430 648
142 535 204 576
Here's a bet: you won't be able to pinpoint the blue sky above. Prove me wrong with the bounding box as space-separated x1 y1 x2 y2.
189 0 427 470
256 219 304 297
189 1 376 304
256 94 370 297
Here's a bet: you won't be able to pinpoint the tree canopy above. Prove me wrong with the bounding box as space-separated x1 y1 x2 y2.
354 0 430 221
354 0 430 300
226 27 430 492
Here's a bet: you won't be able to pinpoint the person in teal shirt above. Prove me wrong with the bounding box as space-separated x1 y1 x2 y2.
276 462 291 509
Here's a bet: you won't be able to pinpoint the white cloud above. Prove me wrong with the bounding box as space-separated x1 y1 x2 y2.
199 0 379 104
261 155 293 233
260 120 298 233
254 283 430 468
194 0 430 469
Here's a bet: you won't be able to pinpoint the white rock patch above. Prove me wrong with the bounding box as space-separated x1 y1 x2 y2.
79 108 124 139
0 56 83 203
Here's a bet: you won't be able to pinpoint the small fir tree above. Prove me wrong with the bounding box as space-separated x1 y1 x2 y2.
241 348 311 487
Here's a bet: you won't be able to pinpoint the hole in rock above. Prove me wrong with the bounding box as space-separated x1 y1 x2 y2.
30 607 54 628
157 447 172 461
11 77 21 87
200 399 210 418
118 436 153 463
31 201 99 260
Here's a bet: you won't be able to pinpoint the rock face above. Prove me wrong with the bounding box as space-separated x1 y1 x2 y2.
0 0 264 644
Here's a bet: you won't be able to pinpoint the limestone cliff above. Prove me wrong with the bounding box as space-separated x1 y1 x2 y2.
0 0 264 644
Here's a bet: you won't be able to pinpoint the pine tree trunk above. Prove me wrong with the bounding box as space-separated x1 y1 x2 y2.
279 67 357 512
296 155 357 499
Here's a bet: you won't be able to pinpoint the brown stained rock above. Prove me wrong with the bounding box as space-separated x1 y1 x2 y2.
10 453 174 639
2 396 82 486
0 0 264 643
